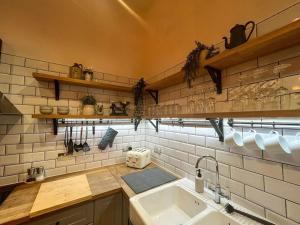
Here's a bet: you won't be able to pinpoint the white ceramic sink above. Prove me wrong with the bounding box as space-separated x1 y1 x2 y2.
191 211 240 225
130 181 209 225
130 178 263 225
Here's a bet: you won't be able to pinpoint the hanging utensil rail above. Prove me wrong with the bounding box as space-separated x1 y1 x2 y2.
228 119 300 130
49 118 135 135
59 118 134 125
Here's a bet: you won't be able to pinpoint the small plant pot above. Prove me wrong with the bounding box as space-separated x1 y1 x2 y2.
82 105 95 115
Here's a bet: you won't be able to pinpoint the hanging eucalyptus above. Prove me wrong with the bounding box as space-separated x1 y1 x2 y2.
133 78 146 119
182 41 218 88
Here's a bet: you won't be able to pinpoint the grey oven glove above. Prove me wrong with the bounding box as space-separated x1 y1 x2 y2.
98 128 118 150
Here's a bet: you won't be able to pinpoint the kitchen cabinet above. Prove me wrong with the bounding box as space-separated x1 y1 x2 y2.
23 192 125 225
122 193 130 225
23 202 93 225
94 193 122 225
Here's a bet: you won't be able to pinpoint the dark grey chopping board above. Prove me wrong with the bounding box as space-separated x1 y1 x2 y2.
121 167 177 194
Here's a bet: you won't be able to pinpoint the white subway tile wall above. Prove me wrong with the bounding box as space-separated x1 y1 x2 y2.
0 3 299 224
146 7 300 223
0 53 144 186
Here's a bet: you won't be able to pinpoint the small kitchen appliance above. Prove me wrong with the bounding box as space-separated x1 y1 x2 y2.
126 148 151 169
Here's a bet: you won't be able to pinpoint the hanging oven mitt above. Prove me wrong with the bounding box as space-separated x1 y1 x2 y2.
98 127 118 150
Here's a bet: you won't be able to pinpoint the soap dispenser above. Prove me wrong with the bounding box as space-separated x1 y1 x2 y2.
195 169 204 193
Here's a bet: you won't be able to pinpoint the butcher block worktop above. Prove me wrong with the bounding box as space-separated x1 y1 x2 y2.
0 163 159 225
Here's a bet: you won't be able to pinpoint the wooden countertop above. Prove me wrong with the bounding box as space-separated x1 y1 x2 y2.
0 163 158 225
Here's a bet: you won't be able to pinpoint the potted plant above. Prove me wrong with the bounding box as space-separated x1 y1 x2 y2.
81 95 96 115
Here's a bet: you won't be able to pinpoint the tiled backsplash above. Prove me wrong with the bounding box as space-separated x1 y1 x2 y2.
145 5 300 224
0 3 300 225
0 53 145 186
147 122 300 225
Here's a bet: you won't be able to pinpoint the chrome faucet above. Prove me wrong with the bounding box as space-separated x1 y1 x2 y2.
195 156 222 204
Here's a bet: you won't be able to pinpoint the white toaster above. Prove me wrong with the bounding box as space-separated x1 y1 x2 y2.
126 148 151 169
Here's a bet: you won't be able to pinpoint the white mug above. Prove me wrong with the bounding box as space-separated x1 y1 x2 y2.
264 130 291 155
290 132 300 157
225 128 243 147
243 129 265 151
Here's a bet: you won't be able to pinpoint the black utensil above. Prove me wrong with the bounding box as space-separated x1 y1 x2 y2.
92 121 95 135
78 122 84 151
73 123 81 152
225 203 275 225
64 125 68 148
83 121 90 152
67 126 74 154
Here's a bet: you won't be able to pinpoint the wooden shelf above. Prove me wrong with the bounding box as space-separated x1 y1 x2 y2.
146 110 300 119
146 71 185 90
32 114 131 119
203 19 300 69
146 20 300 92
33 73 132 93
146 70 206 90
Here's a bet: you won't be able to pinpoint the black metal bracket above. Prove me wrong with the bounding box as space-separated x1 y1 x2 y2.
148 119 159 132
54 80 60 100
207 118 224 142
134 118 141 131
0 39 2 61
228 118 234 127
147 90 159 104
205 66 222 94
53 119 58 135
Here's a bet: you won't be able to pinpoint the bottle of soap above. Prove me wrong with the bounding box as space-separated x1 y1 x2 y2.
195 169 204 193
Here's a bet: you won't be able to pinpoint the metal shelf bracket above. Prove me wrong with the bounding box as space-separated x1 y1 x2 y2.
53 119 58 135
208 118 224 142
205 66 222 94
54 80 60 100
147 90 159 104
148 119 159 132
134 118 141 131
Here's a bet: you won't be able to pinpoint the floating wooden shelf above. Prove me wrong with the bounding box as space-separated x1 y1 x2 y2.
32 114 131 119
203 19 300 69
146 110 300 119
146 71 185 90
146 19 300 93
33 73 132 100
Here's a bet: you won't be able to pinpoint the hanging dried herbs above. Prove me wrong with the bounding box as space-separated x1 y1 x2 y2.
182 41 218 88
133 78 146 119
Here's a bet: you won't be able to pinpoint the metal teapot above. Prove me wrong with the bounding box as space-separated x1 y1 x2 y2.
223 21 255 49
69 63 83 79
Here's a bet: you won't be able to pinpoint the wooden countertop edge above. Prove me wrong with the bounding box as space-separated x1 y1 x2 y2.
29 195 93 218
90 187 122 200
0 163 160 225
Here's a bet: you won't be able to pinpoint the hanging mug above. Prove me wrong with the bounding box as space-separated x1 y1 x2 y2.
290 133 300 157
243 129 265 151
264 130 291 155
225 128 243 147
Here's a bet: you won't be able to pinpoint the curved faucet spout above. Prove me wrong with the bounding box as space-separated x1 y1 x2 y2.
195 155 221 203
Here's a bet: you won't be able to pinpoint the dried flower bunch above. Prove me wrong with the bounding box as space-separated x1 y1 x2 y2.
182 41 218 88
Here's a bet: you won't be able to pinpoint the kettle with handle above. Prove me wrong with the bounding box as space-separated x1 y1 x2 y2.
223 21 255 49
69 63 83 79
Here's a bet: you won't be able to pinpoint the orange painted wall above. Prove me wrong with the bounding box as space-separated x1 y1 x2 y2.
0 0 298 78
140 0 300 78
0 0 145 77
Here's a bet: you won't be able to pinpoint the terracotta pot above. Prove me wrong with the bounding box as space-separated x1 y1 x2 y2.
82 105 95 115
